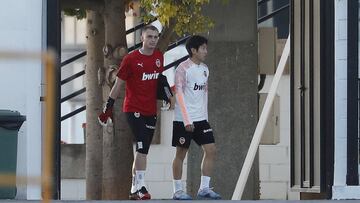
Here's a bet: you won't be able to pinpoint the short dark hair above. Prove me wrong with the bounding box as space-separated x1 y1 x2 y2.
185 35 208 57
141 25 159 34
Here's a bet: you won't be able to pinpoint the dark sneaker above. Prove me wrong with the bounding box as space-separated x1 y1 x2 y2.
129 191 139 200
137 186 151 200
197 187 221 200
173 190 192 200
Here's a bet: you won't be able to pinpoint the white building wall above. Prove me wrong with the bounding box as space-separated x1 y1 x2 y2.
258 75 299 200
0 0 44 199
333 0 360 199
334 0 348 187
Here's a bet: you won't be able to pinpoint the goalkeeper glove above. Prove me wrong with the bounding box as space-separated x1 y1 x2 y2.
98 97 115 126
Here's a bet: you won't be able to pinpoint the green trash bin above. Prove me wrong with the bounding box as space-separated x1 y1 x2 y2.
0 110 26 199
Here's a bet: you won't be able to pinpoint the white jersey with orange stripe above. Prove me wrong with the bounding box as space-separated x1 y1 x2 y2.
174 58 209 126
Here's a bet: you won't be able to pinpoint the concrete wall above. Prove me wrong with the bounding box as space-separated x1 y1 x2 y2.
0 0 44 199
186 0 259 200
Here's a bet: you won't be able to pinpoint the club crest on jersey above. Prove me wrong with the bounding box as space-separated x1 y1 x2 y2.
179 137 186 145
204 71 207 77
142 71 159 81
155 59 161 68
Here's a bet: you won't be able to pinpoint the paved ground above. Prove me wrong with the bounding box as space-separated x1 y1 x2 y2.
0 200 359 203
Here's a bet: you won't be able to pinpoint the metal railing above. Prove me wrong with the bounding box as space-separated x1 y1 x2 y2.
60 22 190 121
258 4 289 24
61 1 290 121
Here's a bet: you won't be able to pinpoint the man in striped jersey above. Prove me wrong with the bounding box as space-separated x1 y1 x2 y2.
171 35 221 200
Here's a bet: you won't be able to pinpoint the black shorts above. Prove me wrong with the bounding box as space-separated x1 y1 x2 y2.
172 120 215 148
126 112 157 154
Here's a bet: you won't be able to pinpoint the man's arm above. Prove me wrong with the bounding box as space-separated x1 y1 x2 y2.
175 66 194 132
98 77 125 126
109 77 124 99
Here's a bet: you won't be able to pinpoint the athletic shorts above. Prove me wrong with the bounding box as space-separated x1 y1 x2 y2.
172 120 215 148
126 112 156 154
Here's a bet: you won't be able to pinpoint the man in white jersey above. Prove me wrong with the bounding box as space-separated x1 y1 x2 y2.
171 35 221 200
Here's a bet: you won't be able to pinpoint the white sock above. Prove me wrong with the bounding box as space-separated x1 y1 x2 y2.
136 170 146 189
131 175 137 193
199 176 210 190
173 179 183 193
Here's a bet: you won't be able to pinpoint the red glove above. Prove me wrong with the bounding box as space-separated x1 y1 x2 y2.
98 97 115 126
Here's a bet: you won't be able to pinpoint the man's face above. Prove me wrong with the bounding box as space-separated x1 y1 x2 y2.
192 44 208 62
141 29 159 50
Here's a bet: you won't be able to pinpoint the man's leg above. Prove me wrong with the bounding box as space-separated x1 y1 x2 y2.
196 143 221 199
130 148 149 199
126 113 154 200
172 147 192 200
201 143 216 177
173 147 187 180
171 121 192 200
134 151 147 189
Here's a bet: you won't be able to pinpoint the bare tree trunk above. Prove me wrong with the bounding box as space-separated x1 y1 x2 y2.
85 10 104 200
102 0 133 199
157 19 177 53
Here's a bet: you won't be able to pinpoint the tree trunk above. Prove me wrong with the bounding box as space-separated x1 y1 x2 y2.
102 0 133 200
85 10 104 200
157 19 177 53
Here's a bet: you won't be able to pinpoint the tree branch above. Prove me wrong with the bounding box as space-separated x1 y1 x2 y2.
61 0 104 11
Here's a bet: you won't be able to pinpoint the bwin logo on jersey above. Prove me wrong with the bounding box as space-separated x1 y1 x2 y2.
142 72 159 81
193 83 206 90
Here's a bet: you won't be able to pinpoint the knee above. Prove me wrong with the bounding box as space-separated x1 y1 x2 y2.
175 148 188 161
136 141 150 154
204 145 217 157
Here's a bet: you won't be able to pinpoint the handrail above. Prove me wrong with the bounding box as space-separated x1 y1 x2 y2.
61 19 156 67
61 51 87 67
258 0 271 6
61 87 86 103
61 25 200 121
61 106 86 121
164 55 189 71
61 54 189 120
61 47 189 121
61 70 85 85
125 18 157 35
128 42 143 52
60 36 189 87
167 35 190 51
258 4 289 24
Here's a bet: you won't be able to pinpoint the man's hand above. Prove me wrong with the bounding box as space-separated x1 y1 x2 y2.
185 124 195 132
169 96 175 110
98 97 115 126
